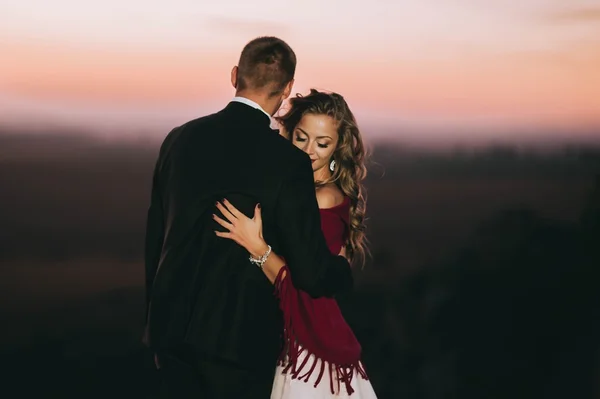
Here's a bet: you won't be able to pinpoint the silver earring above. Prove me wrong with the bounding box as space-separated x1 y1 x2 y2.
329 160 336 172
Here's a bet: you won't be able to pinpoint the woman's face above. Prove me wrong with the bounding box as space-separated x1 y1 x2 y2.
292 113 339 174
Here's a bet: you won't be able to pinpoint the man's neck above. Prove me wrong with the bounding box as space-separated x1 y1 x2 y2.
234 91 275 116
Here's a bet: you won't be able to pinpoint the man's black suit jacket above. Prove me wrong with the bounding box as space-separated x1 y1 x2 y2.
144 101 353 371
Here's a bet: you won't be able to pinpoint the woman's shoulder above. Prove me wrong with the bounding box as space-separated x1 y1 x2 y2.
316 184 345 209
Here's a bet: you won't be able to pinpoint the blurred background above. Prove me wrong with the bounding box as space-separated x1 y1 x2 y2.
1 1 599 398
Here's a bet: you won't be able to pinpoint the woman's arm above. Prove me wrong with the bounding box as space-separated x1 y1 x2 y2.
213 199 347 284
248 244 287 284
213 200 286 284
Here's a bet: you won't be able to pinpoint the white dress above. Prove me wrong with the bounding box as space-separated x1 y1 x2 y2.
270 345 378 399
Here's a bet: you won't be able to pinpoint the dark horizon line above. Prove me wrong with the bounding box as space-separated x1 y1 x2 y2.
1 123 600 153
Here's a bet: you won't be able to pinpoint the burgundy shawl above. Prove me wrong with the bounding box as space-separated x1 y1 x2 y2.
274 197 368 394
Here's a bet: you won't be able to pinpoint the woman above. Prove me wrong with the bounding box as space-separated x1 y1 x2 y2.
213 89 377 398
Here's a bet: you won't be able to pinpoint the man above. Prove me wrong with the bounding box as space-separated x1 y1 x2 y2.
143 36 353 398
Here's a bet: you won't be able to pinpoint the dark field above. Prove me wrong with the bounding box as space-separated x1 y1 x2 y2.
1 132 599 398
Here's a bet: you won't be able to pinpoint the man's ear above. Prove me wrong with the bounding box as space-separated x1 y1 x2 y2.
231 66 239 89
282 79 294 99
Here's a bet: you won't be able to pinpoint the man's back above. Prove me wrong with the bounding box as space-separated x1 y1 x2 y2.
146 102 308 368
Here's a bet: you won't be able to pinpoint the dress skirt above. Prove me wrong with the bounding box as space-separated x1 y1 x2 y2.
270 345 378 399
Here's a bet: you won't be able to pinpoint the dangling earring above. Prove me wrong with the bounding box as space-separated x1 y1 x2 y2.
329 160 336 172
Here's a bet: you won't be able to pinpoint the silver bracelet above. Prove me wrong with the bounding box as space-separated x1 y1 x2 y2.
249 245 271 269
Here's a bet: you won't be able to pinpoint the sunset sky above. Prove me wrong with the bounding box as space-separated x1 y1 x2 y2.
1 0 599 145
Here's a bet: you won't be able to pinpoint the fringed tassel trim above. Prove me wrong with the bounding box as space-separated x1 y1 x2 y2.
273 266 369 395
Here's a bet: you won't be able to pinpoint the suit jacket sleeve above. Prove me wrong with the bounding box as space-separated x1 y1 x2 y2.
144 156 164 320
275 155 353 297
143 129 177 321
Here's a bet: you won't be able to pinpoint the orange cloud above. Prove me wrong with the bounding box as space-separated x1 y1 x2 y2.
546 6 600 23
1 34 598 131
0 39 234 104
292 42 599 131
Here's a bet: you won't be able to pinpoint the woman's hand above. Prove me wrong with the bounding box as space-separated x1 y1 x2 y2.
339 245 347 259
213 199 269 258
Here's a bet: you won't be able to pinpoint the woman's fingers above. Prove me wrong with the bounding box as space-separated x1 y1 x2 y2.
222 199 245 219
213 213 233 230
216 201 236 223
214 230 233 239
253 204 262 222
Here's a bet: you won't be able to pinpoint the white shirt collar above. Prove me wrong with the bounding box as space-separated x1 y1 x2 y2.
231 96 272 124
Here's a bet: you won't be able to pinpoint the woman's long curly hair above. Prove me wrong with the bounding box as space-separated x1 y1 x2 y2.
276 89 370 266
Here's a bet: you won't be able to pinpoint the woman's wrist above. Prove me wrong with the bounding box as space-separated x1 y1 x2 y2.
249 239 269 259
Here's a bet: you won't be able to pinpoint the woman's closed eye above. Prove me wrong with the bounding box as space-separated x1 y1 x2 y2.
294 134 329 148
